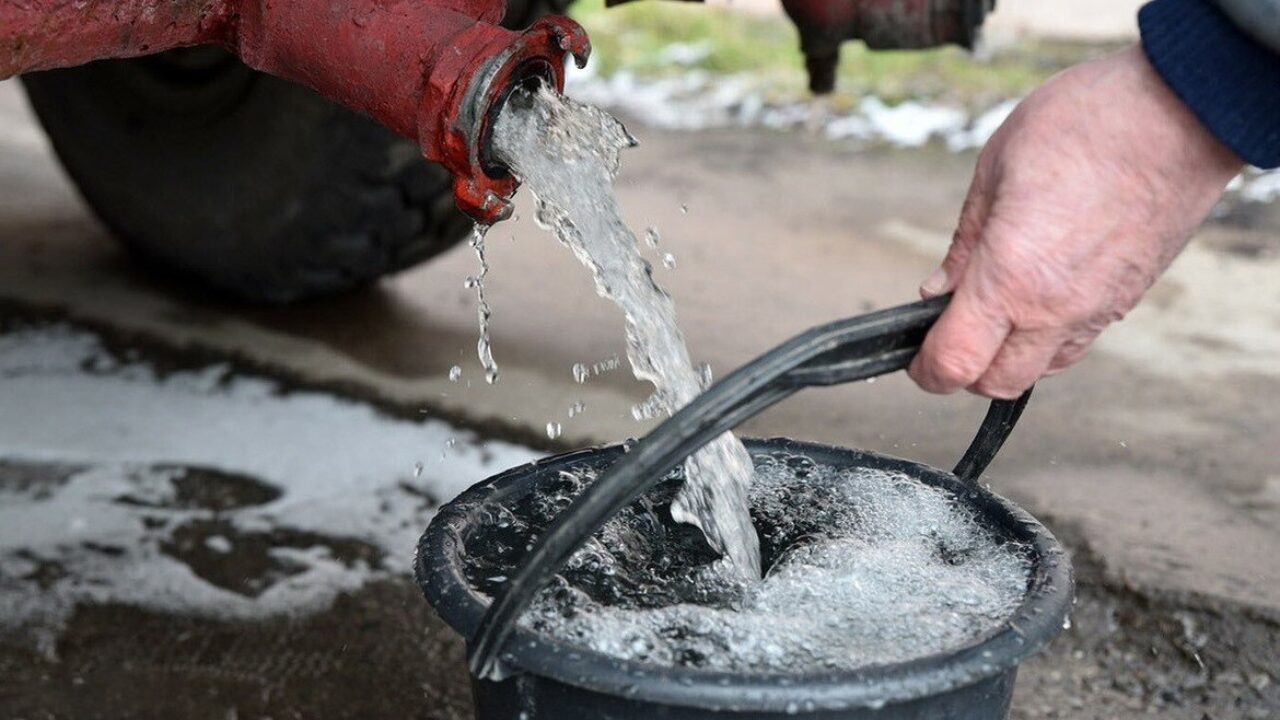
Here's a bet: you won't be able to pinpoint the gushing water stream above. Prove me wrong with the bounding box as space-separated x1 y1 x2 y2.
491 84 762 579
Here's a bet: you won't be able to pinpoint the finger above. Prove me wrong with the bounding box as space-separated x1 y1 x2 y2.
909 286 1012 394
1045 332 1100 375
969 327 1069 399
921 157 996 298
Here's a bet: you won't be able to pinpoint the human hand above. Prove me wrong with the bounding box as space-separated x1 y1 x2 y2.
908 45 1243 399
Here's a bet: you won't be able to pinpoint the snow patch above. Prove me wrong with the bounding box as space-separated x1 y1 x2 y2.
566 62 1019 151
0 324 539 644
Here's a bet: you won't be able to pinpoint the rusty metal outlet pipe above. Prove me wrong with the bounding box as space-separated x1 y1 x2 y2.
1 0 591 223
608 0 993 94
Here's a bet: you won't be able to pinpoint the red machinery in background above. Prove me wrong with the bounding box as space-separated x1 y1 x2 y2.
612 0 994 93
2 0 589 222
1 0 990 301
779 0 993 93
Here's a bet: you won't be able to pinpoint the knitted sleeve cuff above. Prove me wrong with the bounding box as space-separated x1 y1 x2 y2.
1140 0 1280 168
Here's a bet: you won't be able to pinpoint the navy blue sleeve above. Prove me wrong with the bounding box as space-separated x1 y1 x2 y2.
1140 0 1280 168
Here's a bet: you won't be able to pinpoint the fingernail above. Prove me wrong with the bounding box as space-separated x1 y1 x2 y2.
920 267 948 297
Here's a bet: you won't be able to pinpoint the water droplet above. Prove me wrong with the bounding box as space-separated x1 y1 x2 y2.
413 462 423 477
466 226 501 384
698 362 713 389
463 276 478 289
568 401 585 418
644 226 661 248
546 422 562 439
661 253 677 269
680 203 688 214
448 365 462 382
572 363 589 384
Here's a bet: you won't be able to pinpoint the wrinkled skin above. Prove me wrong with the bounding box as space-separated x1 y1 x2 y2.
909 45 1243 400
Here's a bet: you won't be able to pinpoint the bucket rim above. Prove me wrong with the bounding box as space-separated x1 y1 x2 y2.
416 437 1074 713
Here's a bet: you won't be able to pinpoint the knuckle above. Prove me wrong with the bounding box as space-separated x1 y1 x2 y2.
930 349 988 389
971 376 1027 400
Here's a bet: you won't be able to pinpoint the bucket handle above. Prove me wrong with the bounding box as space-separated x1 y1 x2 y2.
468 295 1032 679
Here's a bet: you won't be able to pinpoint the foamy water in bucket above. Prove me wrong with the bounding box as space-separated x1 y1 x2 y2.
463 450 1032 674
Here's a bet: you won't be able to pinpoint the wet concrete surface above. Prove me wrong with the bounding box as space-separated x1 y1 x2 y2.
1 76 1278 718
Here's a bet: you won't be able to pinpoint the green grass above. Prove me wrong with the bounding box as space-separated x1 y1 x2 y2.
569 0 1121 108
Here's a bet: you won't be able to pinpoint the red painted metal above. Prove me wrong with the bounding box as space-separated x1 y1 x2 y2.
607 0 991 94
1 0 590 224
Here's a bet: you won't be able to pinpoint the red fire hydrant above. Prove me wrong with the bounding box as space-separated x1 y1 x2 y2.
0 0 590 224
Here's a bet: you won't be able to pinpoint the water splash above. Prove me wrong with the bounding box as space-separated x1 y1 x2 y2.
468 227 500 384
465 452 1032 673
493 85 761 579
644 226 661 248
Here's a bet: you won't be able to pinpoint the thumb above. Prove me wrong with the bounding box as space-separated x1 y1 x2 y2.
921 163 994 298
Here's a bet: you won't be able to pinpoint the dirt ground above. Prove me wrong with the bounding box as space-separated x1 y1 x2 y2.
1 70 1278 720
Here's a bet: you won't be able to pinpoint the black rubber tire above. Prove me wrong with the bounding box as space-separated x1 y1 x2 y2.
21 0 569 303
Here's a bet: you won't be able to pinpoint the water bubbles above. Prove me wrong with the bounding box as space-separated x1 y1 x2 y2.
546 422 562 440
661 253 677 270
630 393 665 421
644 226 661 248
469 452 1033 675
448 365 462 382
572 363 589 384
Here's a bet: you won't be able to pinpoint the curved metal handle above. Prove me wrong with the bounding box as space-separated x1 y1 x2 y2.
467 296 1033 679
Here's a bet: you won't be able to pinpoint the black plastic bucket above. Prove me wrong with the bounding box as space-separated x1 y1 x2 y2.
417 437 1073 719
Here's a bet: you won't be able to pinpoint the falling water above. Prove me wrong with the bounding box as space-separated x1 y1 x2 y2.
466 227 500 385
491 84 762 579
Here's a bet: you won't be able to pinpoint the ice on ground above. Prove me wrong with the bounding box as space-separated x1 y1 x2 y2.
832 97 968 147
0 323 538 651
1239 168 1280 204
565 59 1014 150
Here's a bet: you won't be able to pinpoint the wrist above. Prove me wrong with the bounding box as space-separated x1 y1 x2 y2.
1123 44 1244 185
